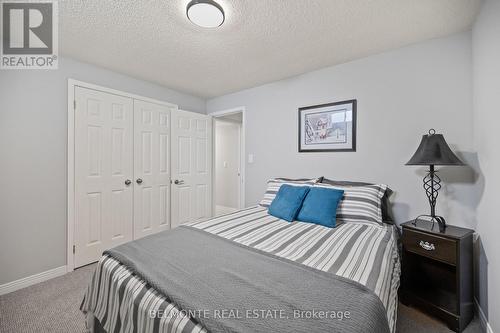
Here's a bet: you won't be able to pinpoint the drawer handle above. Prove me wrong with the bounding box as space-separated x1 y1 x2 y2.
419 240 436 251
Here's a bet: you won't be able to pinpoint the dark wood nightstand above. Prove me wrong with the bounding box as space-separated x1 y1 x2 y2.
399 220 474 332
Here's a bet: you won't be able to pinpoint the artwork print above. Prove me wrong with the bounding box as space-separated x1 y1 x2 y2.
298 99 356 152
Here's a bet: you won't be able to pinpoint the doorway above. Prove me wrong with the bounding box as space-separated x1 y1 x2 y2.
212 108 245 216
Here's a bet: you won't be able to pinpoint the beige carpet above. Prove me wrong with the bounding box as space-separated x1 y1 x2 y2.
0 264 95 333
0 264 484 333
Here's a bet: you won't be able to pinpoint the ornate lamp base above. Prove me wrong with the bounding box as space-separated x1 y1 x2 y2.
413 214 447 233
412 165 447 233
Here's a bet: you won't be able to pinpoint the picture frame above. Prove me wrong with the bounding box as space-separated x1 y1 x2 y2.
298 99 357 152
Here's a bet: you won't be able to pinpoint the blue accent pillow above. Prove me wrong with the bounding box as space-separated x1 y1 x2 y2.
297 187 344 228
268 184 310 222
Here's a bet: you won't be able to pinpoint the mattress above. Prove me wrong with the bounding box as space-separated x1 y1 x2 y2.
81 206 400 333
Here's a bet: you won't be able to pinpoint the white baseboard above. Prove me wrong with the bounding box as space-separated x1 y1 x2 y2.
0 266 67 296
475 298 494 333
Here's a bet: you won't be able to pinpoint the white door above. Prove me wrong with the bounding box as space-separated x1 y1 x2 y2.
133 100 173 239
74 87 134 268
171 110 213 228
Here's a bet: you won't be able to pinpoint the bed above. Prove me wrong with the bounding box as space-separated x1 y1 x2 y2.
81 205 400 333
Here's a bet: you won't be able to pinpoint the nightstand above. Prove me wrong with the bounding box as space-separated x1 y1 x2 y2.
399 220 474 332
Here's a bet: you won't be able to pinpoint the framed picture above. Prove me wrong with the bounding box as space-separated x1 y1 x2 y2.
298 99 357 152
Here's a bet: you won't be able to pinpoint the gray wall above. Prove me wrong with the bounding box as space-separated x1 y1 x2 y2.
207 32 477 231
0 57 205 285
472 0 500 330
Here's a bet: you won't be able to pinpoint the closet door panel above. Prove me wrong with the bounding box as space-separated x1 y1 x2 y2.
133 100 173 239
74 87 134 268
171 110 212 228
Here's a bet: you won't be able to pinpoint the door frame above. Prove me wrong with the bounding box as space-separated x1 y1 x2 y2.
210 106 246 212
67 79 177 271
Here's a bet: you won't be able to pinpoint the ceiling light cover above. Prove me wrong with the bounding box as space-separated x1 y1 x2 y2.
187 0 225 28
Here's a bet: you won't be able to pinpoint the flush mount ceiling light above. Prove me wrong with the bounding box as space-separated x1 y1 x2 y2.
186 0 225 28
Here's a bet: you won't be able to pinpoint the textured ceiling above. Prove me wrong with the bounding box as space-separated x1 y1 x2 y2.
60 0 481 98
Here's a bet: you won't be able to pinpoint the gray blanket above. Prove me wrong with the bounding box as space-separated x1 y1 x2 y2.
105 226 390 333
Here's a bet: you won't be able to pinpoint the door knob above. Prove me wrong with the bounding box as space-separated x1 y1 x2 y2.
124 179 132 186
136 178 143 184
174 179 185 185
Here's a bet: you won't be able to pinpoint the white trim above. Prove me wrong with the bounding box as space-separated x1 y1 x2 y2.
68 79 178 108
67 79 179 271
67 80 75 272
237 122 243 208
210 107 246 211
475 298 494 333
0 266 67 296
209 107 245 118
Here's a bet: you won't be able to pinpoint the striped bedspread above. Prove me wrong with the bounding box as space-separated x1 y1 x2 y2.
81 206 400 333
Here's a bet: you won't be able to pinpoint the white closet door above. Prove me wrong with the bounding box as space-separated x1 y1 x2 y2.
171 109 213 228
133 100 173 239
74 87 134 268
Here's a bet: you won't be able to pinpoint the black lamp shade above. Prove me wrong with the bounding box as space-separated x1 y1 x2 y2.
406 132 464 166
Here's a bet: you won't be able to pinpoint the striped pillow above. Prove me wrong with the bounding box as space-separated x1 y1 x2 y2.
320 178 394 223
259 178 320 208
314 183 388 225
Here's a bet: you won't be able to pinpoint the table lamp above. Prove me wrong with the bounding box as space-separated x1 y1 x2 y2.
405 129 464 232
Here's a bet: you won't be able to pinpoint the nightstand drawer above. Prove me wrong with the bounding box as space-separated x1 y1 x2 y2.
402 229 457 265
